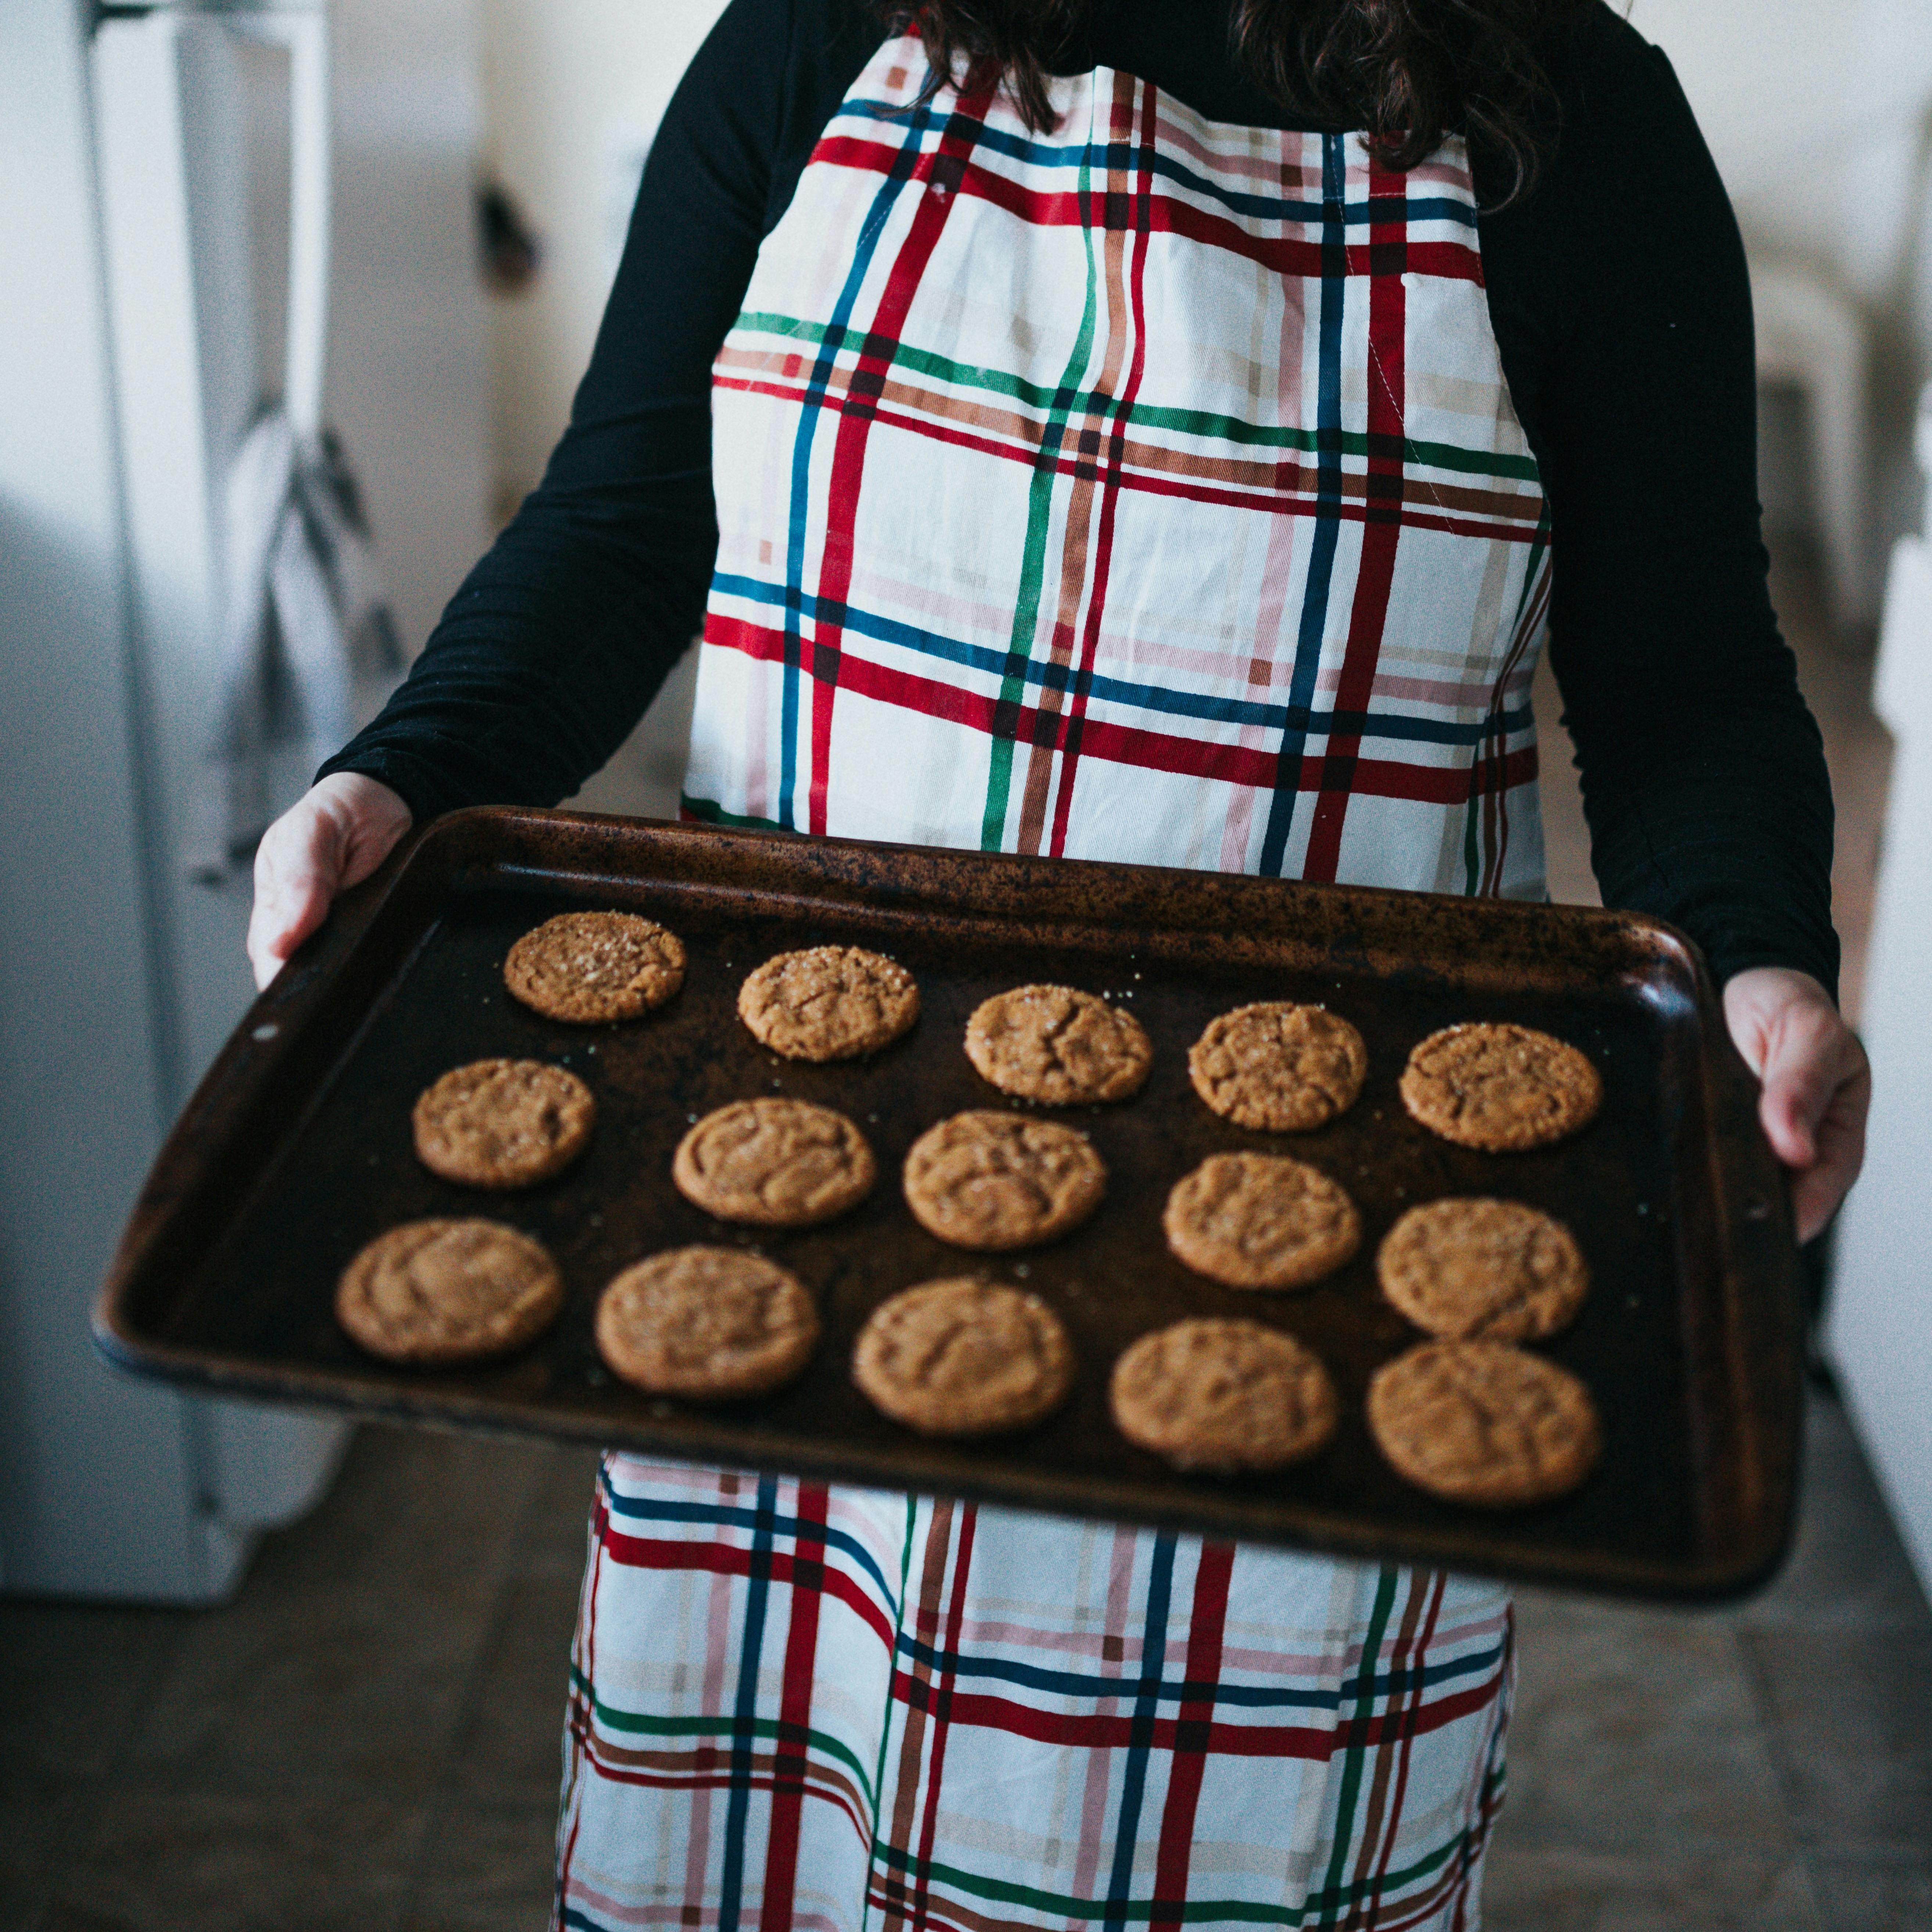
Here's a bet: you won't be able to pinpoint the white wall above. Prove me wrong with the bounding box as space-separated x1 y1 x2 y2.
331 0 494 655
470 0 729 816
1830 431 1932 1601
1632 0 1932 551
478 0 729 504
1632 0 1931 297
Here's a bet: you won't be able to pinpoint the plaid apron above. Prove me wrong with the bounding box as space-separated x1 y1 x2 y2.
560 41 1548 1929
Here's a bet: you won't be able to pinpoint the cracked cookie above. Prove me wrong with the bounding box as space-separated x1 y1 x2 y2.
1188 1002 1367 1132
1163 1153 1360 1290
738 945 920 1061
964 984 1151 1105
1111 1318 1339 1472
1368 1340 1601 1505
903 1111 1106 1251
852 1279 1075 1435
412 1058 595 1189
504 911 686 1024
336 1219 563 1365
596 1246 819 1398
1399 1022 1601 1152
1377 1198 1588 1342
673 1098 877 1227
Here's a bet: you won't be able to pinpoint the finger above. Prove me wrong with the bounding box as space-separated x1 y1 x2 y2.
1776 1047 1871 1241
246 878 313 988
1759 1080 1819 1170
1756 1016 1857 1170
336 817 405 891
1791 1121 1863 1242
247 811 345 988
1758 1075 1820 1172
247 871 333 988
1791 1167 1835 1246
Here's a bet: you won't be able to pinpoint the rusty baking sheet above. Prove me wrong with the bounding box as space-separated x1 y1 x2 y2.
97 807 1804 1600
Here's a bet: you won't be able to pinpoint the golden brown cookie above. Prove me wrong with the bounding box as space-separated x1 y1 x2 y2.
1187 1003 1368 1133
852 1279 1075 1436
673 1098 877 1227
1377 1198 1589 1342
1367 1340 1602 1506
964 985 1151 1106
1399 1023 1602 1152
737 945 920 1061
1111 1318 1339 1473
1162 1153 1361 1290
411 1058 596 1189
595 1247 820 1399
503 911 686 1024
336 1219 563 1365
902 1111 1107 1251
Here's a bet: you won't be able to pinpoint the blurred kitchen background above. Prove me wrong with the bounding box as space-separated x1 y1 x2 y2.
1 0 1929 1926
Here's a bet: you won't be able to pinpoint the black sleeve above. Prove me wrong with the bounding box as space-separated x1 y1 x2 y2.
318 0 884 820
1478 3 1840 998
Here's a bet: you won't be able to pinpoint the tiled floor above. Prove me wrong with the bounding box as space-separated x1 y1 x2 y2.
1488 1391 1932 1931
7 544 1925 1930
2 1430 597 1932
5 1391 1926 1932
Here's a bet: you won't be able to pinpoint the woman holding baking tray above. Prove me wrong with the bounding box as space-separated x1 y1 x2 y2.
249 0 1869 1922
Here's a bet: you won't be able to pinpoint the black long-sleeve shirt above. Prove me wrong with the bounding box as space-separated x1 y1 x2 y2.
322 0 1840 997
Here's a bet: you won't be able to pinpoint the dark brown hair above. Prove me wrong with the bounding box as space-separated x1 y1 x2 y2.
883 0 1574 206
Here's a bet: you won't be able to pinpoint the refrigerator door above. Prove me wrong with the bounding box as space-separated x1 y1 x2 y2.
95 11 272 1087
0 0 254 1604
3 0 485 1600
91 7 353 1579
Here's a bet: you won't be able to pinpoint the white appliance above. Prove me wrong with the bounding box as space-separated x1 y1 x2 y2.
0 0 489 1601
1829 387 1932 1600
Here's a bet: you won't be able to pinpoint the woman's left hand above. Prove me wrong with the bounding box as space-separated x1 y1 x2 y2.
1722 967 1871 1243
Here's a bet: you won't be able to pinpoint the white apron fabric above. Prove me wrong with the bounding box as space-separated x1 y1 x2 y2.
559 40 1552 1931
685 43 1551 895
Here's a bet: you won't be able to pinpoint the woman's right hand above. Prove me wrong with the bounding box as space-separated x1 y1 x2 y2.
247 773 413 990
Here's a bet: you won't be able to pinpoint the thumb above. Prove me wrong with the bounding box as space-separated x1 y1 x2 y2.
248 805 348 990
1756 1008 1849 1170
246 774 413 989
